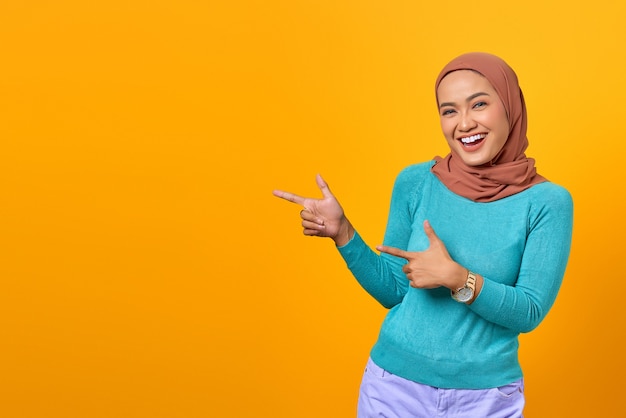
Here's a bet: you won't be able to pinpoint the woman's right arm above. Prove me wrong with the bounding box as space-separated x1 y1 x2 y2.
273 173 411 308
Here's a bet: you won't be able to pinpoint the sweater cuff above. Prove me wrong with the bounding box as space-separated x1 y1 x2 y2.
469 276 505 314
336 229 363 256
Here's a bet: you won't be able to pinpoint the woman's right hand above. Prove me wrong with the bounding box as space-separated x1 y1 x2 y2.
272 174 354 246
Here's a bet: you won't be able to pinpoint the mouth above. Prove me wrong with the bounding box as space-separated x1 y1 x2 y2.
458 133 487 147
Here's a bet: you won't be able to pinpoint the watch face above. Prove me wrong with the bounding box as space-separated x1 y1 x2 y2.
454 287 473 302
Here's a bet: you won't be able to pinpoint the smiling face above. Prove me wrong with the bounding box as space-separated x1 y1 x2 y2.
436 70 510 167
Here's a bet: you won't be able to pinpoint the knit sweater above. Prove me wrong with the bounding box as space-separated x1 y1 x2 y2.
337 161 573 389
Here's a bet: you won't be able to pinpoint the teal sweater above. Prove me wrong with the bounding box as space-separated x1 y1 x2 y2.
337 162 573 389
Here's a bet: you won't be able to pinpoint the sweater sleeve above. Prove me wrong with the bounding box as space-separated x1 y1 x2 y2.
469 185 574 333
336 167 421 308
336 232 407 308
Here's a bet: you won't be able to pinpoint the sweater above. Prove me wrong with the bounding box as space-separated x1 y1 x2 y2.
337 161 573 389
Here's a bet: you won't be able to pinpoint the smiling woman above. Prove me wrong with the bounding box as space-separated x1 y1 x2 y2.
432 53 547 203
273 52 573 417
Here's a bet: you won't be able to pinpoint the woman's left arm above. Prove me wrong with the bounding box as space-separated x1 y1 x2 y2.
468 188 574 333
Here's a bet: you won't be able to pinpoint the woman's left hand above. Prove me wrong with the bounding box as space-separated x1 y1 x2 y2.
377 220 466 290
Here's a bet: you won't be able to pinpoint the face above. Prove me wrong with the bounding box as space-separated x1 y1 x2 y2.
436 70 510 167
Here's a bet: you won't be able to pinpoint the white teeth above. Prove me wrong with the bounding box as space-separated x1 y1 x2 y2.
460 134 485 144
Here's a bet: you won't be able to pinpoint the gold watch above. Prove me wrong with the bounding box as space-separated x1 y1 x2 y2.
451 270 476 303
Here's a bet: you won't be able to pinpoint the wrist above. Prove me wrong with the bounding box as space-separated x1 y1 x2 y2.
467 273 483 305
333 218 354 247
448 264 468 291
451 268 478 304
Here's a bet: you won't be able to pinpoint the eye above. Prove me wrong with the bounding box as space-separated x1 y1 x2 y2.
441 108 456 116
472 101 487 109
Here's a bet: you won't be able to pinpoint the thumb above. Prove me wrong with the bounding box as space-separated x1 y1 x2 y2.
423 220 442 246
315 174 334 199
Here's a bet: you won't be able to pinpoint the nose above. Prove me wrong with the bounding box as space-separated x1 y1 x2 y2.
459 111 477 132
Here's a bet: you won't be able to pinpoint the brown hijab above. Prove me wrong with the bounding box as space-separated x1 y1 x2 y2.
431 52 546 202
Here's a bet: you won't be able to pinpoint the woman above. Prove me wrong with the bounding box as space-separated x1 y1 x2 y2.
272 52 573 417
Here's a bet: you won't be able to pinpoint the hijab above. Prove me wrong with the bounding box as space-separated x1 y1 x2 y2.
431 52 546 202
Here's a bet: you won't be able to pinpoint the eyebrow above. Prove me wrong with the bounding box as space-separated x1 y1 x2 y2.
439 92 490 109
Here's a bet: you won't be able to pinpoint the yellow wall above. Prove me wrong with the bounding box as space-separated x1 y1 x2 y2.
0 1 623 416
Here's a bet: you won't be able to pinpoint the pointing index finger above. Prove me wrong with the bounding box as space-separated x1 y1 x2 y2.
376 245 411 260
272 189 306 206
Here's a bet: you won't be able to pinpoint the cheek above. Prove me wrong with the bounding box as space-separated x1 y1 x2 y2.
495 114 510 146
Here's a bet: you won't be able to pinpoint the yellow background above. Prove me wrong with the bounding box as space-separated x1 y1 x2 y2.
0 1 623 417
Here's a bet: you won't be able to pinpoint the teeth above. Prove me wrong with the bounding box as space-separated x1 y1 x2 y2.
461 134 485 144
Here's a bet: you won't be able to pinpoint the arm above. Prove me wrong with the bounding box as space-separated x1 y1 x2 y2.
273 173 412 308
337 231 409 308
468 188 574 332
375 185 574 332
336 170 420 308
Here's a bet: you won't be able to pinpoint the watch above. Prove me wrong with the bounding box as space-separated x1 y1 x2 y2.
451 270 477 303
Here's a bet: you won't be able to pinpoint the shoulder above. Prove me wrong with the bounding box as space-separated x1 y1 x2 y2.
523 182 574 228
390 161 436 199
386 162 436 207
527 181 573 209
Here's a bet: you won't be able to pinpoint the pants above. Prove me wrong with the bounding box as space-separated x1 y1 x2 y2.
357 357 525 418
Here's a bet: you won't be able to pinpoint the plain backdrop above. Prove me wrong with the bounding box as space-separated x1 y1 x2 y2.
1 0 624 416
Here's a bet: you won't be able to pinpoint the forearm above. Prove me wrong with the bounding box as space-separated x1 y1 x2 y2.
337 231 408 308
468 278 552 332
